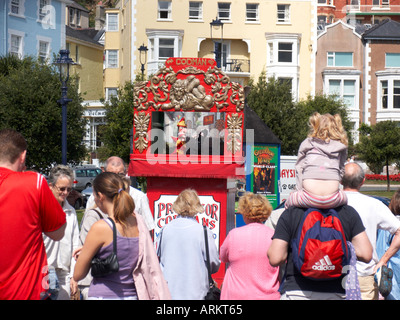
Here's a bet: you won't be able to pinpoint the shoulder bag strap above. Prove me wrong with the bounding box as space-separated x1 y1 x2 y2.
92 208 104 220
106 217 117 255
203 225 213 286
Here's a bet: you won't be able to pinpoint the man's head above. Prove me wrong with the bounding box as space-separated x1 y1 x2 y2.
105 156 126 177
341 162 365 190
0 129 27 171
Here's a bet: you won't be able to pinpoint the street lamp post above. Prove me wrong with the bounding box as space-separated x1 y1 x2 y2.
210 17 224 68
138 43 148 80
54 49 74 165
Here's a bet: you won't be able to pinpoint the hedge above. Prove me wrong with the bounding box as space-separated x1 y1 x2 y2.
366 174 400 182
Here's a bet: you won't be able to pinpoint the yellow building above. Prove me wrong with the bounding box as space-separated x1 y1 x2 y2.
104 0 316 101
66 26 104 101
66 2 105 154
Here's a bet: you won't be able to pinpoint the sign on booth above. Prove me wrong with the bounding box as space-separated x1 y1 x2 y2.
154 195 221 249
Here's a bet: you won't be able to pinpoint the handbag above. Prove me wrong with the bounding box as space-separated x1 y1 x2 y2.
203 226 221 300
91 217 119 278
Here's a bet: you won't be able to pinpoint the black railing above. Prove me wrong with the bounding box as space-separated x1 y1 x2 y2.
223 59 250 73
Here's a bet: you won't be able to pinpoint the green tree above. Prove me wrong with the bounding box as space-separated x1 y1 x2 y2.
296 93 354 149
356 121 400 191
98 81 135 164
0 55 87 172
247 73 305 155
247 72 352 155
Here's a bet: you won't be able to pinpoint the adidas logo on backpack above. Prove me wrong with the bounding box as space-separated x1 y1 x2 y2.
291 208 350 280
312 255 335 271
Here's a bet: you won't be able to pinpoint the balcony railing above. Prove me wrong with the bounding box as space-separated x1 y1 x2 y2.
222 59 250 73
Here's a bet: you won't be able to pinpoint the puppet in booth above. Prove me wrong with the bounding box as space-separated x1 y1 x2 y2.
171 117 187 154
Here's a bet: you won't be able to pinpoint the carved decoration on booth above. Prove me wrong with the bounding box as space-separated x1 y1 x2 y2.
133 64 244 113
227 113 243 154
133 111 150 153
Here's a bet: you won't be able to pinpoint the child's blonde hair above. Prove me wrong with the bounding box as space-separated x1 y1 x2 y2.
308 112 348 146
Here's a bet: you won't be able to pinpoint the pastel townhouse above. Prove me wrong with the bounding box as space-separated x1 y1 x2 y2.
0 0 71 60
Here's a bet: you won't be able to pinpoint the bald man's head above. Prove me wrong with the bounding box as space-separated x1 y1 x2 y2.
105 156 126 176
341 162 365 190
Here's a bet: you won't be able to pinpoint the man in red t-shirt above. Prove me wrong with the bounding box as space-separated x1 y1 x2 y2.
0 129 66 300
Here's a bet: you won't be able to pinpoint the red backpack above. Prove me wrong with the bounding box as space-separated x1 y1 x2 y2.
291 208 350 280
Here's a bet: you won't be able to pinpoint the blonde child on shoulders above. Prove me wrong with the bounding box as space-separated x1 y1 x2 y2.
285 112 348 209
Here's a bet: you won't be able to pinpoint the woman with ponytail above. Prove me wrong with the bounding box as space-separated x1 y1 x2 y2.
72 172 170 300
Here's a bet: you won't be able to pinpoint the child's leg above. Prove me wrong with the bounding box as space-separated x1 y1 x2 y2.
285 189 347 209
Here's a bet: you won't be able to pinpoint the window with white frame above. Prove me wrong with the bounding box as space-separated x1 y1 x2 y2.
329 79 356 108
76 10 81 26
38 40 50 62
318 0 334 5
106 88 118 101
266 34 300 100
327 52 353 67
395 80 400 108
379 78 400 109
10 35 22 57
158 39 175 59
189 2 203 20
324 74 360 110
246 3 259 22
268 41 294 64
10 0 25 16
278 43 293 63
158 1 172 20
268 43 274 64
147 30 183 74
107 13 119 31
105 50 118 68
278 77 292 91
277 4 290 23
350 0 360 9
39 0 51 21
68 8 74 24
9 30 24 58
386 53 400 68
218 2 231 21
75 45 80 64
214 41 229 68
373 0 390 7
266 36 299 66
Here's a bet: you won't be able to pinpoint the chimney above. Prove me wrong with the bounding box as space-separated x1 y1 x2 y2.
95 5 105 30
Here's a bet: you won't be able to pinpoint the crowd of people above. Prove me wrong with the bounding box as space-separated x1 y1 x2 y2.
2 110 400 300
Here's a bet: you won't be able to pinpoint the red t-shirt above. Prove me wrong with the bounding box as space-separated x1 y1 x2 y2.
0 168 66 300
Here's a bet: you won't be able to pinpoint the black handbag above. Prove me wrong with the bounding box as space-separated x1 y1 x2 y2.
91 217 119 278
203 226 221 300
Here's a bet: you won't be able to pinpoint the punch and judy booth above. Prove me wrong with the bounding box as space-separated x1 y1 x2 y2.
129 57 245 284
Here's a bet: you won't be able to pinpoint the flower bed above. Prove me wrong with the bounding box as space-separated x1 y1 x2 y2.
366 174 400 182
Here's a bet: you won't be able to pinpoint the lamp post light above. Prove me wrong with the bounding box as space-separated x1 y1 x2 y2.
210 17 224 68
54 49 74 165
138 43 148 80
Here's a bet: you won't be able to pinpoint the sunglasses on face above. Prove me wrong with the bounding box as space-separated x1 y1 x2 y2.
54 185 72 193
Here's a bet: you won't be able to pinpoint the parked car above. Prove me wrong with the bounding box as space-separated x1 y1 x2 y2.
81 186 93 208
67 189 84 210
72 165 102 191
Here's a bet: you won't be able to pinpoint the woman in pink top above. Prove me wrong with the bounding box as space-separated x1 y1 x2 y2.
220 192 280 300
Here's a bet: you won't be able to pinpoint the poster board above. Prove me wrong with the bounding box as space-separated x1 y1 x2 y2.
245 144 280 209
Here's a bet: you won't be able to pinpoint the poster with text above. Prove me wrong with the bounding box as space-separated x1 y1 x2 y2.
246 145 279 209
153 194 220 250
